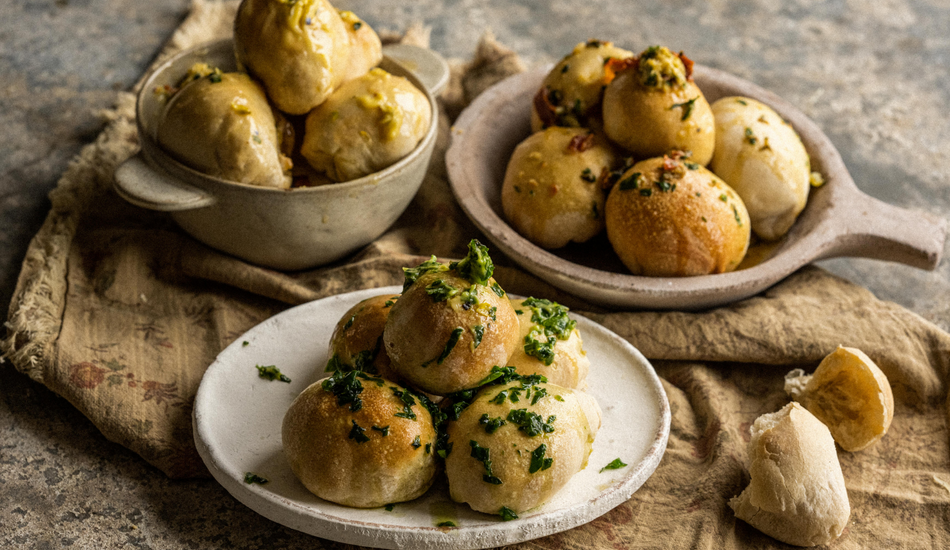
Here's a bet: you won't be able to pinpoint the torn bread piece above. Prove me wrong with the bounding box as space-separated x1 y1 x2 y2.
730 402 850 547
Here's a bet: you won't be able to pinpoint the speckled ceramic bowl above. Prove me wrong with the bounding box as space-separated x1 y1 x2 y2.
115 39 448 271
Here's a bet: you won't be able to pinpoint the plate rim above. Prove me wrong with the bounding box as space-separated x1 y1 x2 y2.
193 285 671 549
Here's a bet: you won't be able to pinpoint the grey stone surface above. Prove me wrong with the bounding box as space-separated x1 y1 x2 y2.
1 0 948 547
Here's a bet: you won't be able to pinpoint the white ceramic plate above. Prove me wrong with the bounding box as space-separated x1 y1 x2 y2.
194 286 671 549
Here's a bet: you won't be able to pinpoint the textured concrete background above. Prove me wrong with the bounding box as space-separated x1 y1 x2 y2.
1 0 948 547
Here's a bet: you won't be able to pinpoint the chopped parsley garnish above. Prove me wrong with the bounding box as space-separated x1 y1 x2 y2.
472 324 485 349
619 172 642 191
490 281 506 297
449 239 494 286
685 161 700 170
580 168 597 182
353 21 362 30
372 425 390 436
391 387 418 420
385 504 395 511
600 458 628 472
737 98 748 105
499 506 519 521
255 364 291 383
479 413 508 434
402 256 448 291
529 444 554 473
384 299 396 308
487 306 497 321
733 204 743 226
561 64 570 73
520 298 575 366
530 386 548 405
425 443 432 454
506 409 556 436
437 521 456 528
670 97 698 120
656 179 675 192
640 188 653 197
470 440 502 484
426 279 459 302
242 341 249 347
343 314 356 331
243 472 268 484
719 193 728 202
436 327 464 364
322 370 377 412
349 420 369 443
744 127 757 145
208 70 222 83
591 201 600 219
412 435 422 448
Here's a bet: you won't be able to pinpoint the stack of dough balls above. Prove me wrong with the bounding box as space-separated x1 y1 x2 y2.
156 0 430 189
282 240 602 517
504 41 821 276
730 345 895 546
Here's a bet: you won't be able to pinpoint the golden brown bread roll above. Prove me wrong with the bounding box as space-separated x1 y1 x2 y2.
326 293 399 380
383 241 520 396
445 379 601 515
501 127 617 249
602 46 715 165
507 298 590 390
604 153 751 276
730 402 851 547
156 69 291 189
282 370 439 508
337 10 383 83
301 67 431 182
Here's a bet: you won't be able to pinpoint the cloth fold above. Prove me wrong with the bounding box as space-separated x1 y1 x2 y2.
2 0 948 547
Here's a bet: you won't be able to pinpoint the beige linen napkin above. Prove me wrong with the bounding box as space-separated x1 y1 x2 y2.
3 1 949 547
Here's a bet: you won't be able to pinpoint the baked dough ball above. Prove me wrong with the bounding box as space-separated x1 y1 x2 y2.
337 10 383 83
730 402 850 547
602 46 715 165
234 0 351 115
507 298 589 390
326 293 399 380
383 242 520 396
301 68 431 182
710 97 811 240
605 154 751 276
501 127 617 249
784 346 894 452
157 68 291 189
445 379 601 515
282 370 439 508
531 39 634 132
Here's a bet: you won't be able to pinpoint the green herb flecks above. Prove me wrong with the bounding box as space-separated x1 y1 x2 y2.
490 281 506 297
391 387 418 420
736 98 748 105
342 314 356 331
402 256 448 291
449 239 495 286
352 21 362 30
618 172 642 191
372 425 390 436
470 440 502 484
640 188 653 197
437 521 456 528
242 341 250 347
529 444 554 473
385 503 396 511
243 472 268 484
412 435 422 449
472 325 485 349
507 409 556 437
349 420 369 443
322 370 382 412
684 161 700 170
581 168 597 182
600 458 628 472
499 506 519 521
520 297 575 366
256 364 291 383
656 179 675 193
426 279 459 302
744 127 757 145
591 201 600 219
479 413 508 434
670 97 698 120
384 299 396 308
435 327 464 365
732 204 743 226
719 193 728 202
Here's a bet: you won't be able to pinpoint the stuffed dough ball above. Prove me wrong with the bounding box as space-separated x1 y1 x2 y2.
502 127 617 249
605 154 751 276
157 67 291 189
234 0 352 115
532 39 634 132
508 298 589 390
337 9 383 83
710 97 812 240
383 241 520 396
445 379 601 516
602 46 715 165
326 293 399 379
282 370 439 508
301 67 431 182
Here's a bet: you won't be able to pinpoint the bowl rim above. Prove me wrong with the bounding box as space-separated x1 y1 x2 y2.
135 37 439 196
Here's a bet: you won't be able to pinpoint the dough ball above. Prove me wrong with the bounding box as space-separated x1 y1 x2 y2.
383 242 520 395
605 154 751 276
784 346 894 452
445 379 601 515
602 46 715 165
157 68 291 189
730 402 850 547
531 39 634 132
507 298 590 390
710 96 812 240
301 67 431 182
501 127 617 249
326 293 399 380
337 10 383 82
234 0 351 115
282 370 439 508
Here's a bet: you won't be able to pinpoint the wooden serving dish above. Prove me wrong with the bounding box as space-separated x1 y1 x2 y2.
446 65 946 310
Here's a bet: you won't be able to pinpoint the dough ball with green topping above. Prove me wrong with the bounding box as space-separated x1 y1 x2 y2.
531 39 634 132
502 127 617 249
710 97 811 240
508 298 590 390
444 380 601 515
234 0 352 115
301 68 431 182
157 70 292 189
605 154 751 276
326 293 399 380
282 371 439 508
602 46 715 165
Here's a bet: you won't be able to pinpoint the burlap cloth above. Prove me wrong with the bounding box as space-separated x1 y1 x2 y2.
3 1 949 547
